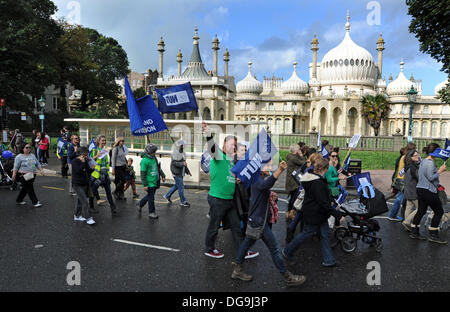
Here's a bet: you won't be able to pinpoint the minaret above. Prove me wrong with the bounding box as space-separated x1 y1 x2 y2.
376 33 385 79
157 37 165 79
345 10 350 32
311 34 319 79
176 49 183 77
223 49 230 77
212 34 220 77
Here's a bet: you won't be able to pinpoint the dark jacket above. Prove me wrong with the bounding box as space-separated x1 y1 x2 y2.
300 172 343 225
403 162 419 200
71 158 90 186
248 175 277 227
285 153 306 192
67 143 80 165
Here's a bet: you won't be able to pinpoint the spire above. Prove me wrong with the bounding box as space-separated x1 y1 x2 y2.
345 10 350 32
293 61 297 73
181 26 210 79
400 58 404 72
193 26 199 44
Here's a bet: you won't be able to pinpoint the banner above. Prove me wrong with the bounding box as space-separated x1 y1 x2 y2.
348 134 361 148
125 76 168 136
321 145 329 159
155 82 199 114
343 152 352 171
230 128 278 187
88 138 97 153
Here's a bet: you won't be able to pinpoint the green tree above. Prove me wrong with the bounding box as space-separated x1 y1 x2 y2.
0 0 62 114
406 0 450 103
133 87 146 99
360 94 390 136
57 23 129 111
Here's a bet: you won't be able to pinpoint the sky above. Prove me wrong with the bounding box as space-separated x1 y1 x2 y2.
52 0 448 95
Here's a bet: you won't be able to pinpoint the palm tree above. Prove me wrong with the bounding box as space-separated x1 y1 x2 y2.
360 94 390 136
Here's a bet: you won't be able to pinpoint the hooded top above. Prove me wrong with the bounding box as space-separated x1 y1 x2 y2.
300 172 343 225
170 140 187 177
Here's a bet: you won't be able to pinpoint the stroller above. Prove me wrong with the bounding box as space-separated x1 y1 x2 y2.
0 150 17 190
333 173 388 253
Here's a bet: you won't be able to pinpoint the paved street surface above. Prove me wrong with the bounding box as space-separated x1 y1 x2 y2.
0 172 449 292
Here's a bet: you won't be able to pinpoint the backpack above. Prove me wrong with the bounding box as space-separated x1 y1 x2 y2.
15 133 24 146
293 188 305 211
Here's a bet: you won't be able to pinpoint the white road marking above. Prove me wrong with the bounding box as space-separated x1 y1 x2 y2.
112 239 180 252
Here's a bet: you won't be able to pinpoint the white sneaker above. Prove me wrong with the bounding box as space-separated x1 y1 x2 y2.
86 218 96 225
33 202 42 208
16 201 26 205
74 215 86 221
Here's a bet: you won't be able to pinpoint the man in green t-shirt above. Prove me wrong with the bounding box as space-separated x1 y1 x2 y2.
202 123 259 260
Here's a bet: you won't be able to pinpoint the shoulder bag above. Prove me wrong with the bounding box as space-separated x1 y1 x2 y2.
246 202 269 240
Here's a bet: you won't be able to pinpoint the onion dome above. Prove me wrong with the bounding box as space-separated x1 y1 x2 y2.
236 62 263 94
387 59 416 97
282 62 308 94
434 78 449 95
320 12 378 86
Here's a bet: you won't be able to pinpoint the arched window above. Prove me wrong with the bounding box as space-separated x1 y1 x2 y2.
412 121 419 137
421 122 428 137
275 118 281 133
284 119 291 133
441 123 447 137
292 103 297 112
390 121 395 134
431 122 438 137
269 103 274 111
245 101 250 111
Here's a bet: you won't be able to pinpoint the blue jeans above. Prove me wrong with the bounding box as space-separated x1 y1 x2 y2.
235 223 287 273
165 175 186 204
389 191 404 218
284 221 336 266
139 187 157 214
90 176 116 210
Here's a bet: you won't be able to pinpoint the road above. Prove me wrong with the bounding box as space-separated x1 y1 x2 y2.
0 175 449 292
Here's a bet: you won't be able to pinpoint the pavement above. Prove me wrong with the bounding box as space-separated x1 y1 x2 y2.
0 163 449 292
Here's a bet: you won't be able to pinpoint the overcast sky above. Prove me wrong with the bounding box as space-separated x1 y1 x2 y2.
52 0 447 95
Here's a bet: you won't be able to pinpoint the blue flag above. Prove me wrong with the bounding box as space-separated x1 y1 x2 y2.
343 151 351 171
155 82 199 114
230 128 278 187
125 76 168 136
88 138 97 153
321 145 329 159
56 137 67 155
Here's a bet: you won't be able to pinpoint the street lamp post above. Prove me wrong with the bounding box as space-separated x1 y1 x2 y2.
406 85 418 142
38 96 46 133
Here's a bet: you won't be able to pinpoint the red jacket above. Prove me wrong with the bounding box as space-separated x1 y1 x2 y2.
39 137 49 151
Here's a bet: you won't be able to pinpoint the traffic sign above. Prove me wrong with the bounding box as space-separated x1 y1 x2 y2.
39 114 45 120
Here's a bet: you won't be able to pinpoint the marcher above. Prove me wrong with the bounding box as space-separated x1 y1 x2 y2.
123 158 139 199
11 129 25 155
11 143 44 207
35 132 41 163
234 143 251 235
67 134 80 195
71 146 96 225
89 135 117 216
285 144 306 243
202 122 258 260
282 157 345 267
136 144 165 219
44 132 51 161
38 131 49 165
57 133 69 178
402 149 420 232
389 143 416 221
409 143 447 244
31 130 38 155
324 151 347 199
231 160 306 287
163 139 191 207
111 137 128 200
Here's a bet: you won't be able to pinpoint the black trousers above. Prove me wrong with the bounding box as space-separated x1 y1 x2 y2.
413 188 444 229
113 166 127 197
39 149 47 164
61 157 68 177
16 175 38 205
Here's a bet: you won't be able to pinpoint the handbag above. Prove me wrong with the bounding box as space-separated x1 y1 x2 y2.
392 178 405 192
246 202 269 240
23 172 34 181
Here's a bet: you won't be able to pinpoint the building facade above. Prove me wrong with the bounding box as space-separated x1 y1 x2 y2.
233 12 449 138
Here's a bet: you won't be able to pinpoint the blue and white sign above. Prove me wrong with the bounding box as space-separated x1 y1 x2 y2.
155 82 199 114
231 128 278 187
125 76 168 136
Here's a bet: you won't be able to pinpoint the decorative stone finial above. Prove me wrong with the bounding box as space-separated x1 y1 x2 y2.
345 11 350 32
